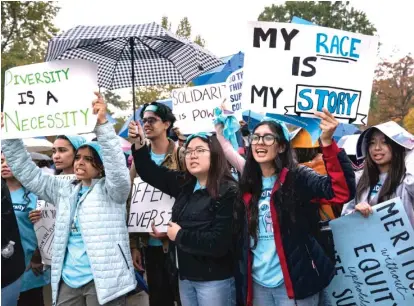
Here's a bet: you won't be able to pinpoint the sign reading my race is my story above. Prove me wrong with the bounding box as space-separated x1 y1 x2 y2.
242 21 379 125
2 59 98 139
128 177 175 233
326 197 414 306
171 83 226 134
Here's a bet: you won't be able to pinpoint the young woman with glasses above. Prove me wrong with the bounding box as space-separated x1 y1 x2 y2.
128 120 242 306
215 109 355 306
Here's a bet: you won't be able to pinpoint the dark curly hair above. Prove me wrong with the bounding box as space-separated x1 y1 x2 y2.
140 102 176 136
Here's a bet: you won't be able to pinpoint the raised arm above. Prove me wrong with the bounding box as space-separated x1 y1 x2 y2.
403 149 414 197
215 125 246 173
1 139 67 206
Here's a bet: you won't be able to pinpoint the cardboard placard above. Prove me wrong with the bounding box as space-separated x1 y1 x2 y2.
3 59 98 139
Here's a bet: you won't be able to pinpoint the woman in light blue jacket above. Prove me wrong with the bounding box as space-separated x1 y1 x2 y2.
2 93 136 306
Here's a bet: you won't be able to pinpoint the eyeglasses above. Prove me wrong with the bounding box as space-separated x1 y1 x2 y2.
142 117 160 125
183 148 210 158
250 134 278 146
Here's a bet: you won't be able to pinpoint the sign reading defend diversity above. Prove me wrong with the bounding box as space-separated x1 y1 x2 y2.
171 83 226 134
326 198 414 306
128 177 175 233
2 59 98 139
242 21 379 125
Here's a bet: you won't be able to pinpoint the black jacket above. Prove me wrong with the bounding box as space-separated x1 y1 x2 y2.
1 179 25 288
132 144 239 281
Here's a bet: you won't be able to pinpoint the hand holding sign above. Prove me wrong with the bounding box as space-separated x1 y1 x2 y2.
92 92 107 125
314 108 339 146
128 120 145 149
29 210 42 224
167 221 182 241
149 222 168 239
354 202 373 217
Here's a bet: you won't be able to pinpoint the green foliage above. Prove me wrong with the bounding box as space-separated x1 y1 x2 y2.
1 1 59 105
176 17 191 38
258 1 376 35
102 90 131 114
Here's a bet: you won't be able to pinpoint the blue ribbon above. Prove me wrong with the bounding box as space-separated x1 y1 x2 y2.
213 108 240 150
185 132 212 145
261 117 291 141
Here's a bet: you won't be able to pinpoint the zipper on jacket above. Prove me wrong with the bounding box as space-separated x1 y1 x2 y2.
305 244 320 277
118 244 130 270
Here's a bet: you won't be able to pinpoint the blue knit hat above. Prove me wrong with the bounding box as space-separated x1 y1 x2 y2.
57 135 87 150
79 141 103 163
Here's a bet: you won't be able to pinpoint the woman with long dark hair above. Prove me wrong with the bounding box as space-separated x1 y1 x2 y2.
2 93 136 306
215 109 355 306
342 123 414 227
129 120 241 306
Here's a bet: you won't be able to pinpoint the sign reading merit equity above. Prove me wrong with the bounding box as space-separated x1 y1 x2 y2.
242 22 379 125
2 59 98 139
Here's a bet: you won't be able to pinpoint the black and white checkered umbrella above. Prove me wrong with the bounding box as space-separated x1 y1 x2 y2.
45 22 223 115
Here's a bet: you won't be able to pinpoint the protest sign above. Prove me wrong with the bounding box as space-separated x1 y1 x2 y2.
326 197 414 306
357 121 414 159
242 21 378 125
171 83 226 134
128 177 175 233
224 69 244 120
3 59 98 139
34 174 75 265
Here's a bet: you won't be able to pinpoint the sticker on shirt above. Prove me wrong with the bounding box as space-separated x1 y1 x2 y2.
13 202 29 212
258 189 274 240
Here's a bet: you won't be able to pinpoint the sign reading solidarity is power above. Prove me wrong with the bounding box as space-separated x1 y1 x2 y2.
242 21 379 125
2 59 98 139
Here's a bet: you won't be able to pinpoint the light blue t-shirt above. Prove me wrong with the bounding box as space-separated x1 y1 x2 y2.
193 181 206 192
11 188 51 292
148 151 166 247
251 176 284 288
62 186 93 288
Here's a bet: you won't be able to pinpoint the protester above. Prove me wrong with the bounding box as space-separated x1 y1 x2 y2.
1 93 136 306
129 120 242 306
172 126 187 147
215 109 355 306
342 123 414 228
128 101 185 306
1 153 51 306
1 178 25 306
29 135 86 224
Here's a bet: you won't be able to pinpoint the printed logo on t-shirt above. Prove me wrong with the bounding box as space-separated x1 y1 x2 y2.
370 182 383 199
13 202 28 212
258 189 274 239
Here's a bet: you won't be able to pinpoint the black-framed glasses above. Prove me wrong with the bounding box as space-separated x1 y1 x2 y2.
183 148 210 158
142 117 160 125
250 134 278 146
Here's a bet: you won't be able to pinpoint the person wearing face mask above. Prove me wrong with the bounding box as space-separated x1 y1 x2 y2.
127 102 185 306
342 123 414 228
215 109 355 306
1 93 136 306
1 153 51 306
128 120 242 306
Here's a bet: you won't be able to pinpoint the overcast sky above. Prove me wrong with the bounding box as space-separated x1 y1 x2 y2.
55 0 412 58
54 0 412 116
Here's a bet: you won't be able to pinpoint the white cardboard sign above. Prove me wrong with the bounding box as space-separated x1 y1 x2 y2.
224 68 244 121
2 59 98 139
242 21 379 125
171 83 226 134
127 177 175 233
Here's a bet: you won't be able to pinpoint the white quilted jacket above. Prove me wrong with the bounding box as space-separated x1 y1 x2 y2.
2 122 136 305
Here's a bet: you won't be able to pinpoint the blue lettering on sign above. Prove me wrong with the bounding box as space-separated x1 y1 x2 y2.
230 93 242 103
296 86 360 117
316 33 361 59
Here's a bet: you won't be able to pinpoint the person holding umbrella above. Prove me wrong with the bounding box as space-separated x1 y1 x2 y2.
1 93 136 306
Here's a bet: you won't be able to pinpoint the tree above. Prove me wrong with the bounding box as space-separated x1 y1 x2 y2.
1 1 59 105
258 1 376 35
370 54 414 125
176 17 191 38
403 107 414 134
194 35 205 47
102 90 131 115
161 16 171 31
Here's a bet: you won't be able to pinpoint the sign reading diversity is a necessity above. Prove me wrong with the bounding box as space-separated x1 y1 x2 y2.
2 59 98 139
242 21 379 125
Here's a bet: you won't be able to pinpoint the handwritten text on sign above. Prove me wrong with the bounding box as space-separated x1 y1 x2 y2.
326 198 414 305
242 22 378 124
171 83 226 134
224 69 243 120
34 174 75 265
3 59 98 139
128 177 175 233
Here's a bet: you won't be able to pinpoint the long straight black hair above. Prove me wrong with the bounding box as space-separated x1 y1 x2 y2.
357 129 406 203
239 121 297 248
184 135 235 199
